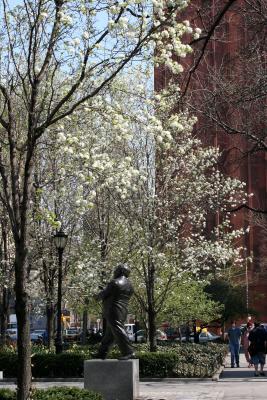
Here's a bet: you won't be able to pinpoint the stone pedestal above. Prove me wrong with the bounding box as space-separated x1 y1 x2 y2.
84 359 139 400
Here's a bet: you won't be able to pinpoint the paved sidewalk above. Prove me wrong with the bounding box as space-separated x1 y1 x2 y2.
220 352 267 381
1 353 266 399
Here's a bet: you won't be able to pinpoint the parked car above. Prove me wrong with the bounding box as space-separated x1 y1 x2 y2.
164 327 180 341
6 328 18 342
6 328 17 336
179 331 221 343
30 329 47 343
125 323 135 337
128 329 167 342
63 328 81 342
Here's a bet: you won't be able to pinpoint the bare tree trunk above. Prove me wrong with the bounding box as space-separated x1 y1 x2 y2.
148 304 157 352
14 244 32 400
46 302 55 349
82 309 88 345
147 260 157 352
0 288 10 345
0 218 10 345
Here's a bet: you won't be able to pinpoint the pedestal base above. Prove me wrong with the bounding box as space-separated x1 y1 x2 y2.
84 359 139 400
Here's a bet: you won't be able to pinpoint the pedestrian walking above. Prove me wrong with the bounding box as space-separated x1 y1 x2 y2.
243 322 253 367
227 321 241 368
248 322 267 377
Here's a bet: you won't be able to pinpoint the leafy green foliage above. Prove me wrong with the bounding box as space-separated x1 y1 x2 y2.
159 279 223 325
138 342 228 377
205 278 255 322
0 389 15 400
0 388 103 400
0 353 18 377
32 387 103 400
32 353 90 378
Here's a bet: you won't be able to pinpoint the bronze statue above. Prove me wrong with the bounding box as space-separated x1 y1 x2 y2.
95 263 135 360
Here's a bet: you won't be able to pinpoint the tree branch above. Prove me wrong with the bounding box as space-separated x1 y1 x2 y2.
226 204 267 214
182 0 238 98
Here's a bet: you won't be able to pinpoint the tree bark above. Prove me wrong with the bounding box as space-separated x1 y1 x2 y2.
0 218 10 345
1 287 10 345
147 260 157 352
82 308 88 345
46 302 55 349
14 244 32 400
148 304 157 352
55 249 63 354
0 287 10 345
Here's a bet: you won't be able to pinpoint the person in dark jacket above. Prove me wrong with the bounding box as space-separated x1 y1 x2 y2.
94 263 135 360
248 322 267 376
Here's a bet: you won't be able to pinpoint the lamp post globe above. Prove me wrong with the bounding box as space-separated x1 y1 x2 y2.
53 229 68 251
53 229 68 354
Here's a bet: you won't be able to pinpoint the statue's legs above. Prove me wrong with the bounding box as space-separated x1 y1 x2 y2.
109 318 134 357
96 325 114 359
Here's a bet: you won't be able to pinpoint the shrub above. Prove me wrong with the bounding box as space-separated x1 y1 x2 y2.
0 388 103 400
32 353 90 378
138 352 179 377
0 353 18 378
0 389 15 400
32 387 103 400
137 342 228 378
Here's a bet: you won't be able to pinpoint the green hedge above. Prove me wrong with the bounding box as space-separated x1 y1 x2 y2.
0 388 103 400
0 343 227 379
0 389 15 400
138 352 179 377
137 342 227 378
32 353 90 378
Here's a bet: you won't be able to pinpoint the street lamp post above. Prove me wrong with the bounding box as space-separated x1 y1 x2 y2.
53 229 68 354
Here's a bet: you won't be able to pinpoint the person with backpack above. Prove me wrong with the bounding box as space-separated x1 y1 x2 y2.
248 322 267 377
243 322 253 367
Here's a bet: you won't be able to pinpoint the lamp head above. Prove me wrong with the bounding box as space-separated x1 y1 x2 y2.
53 230 68 250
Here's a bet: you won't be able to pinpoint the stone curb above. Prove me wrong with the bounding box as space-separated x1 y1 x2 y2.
140 377 212 382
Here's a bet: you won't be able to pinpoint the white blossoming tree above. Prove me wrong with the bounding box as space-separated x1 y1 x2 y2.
38 69 247 353
52 72 247 351
106 80 247 351
0 1 202 397
29 85 144 345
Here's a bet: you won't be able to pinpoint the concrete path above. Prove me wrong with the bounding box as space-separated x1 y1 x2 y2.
220 352 267 381
1 353 267 399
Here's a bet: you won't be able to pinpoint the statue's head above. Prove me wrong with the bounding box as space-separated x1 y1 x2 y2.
113 263 130 278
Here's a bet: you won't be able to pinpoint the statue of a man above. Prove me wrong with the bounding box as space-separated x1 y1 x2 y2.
95 263 135 360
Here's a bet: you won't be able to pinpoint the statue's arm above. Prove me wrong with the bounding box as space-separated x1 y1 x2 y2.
95 281 115 300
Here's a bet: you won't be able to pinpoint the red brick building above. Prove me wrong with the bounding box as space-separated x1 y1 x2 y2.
155 0 267 320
